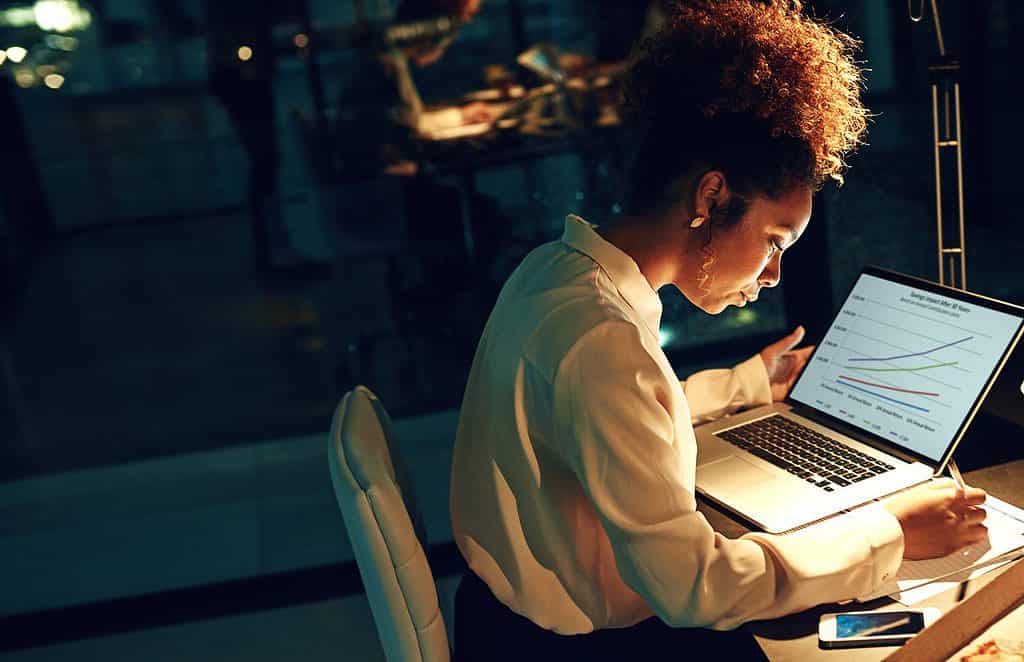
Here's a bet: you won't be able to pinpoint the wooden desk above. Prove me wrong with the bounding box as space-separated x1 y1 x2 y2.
694 458 1024 660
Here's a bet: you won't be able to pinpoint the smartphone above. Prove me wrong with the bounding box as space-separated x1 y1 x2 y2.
818 609 940 648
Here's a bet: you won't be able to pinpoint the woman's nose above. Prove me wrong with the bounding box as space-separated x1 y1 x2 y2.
759 256 782 288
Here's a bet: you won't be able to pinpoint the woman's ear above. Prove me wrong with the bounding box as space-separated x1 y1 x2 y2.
693 171 727 218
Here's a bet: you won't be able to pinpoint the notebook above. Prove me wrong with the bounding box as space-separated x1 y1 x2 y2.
853 494 1024 601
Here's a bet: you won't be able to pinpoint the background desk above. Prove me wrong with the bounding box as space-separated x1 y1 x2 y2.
696 456 1024 660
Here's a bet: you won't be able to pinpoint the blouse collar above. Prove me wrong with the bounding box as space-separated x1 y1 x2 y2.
561 214 663 335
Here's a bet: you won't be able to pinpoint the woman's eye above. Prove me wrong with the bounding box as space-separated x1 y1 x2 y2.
768 240 781 256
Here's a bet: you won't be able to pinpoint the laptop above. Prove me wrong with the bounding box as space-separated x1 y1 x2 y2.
694 266 1024 533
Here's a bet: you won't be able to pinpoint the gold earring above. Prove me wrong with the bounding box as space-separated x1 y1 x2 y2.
689 215 706 229
697 244 716 294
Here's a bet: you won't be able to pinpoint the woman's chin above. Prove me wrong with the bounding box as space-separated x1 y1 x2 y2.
677 287 733 315
700 298 731 315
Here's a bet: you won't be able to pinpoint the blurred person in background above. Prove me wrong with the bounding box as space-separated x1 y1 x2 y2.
337 0 508 297
337 0 491 179
393 0 482 67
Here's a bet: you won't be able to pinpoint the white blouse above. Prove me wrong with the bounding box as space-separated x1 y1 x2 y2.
450 214 904 634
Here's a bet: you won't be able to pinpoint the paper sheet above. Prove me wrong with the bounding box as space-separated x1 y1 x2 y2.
855 495 1024 603
891 553 1024 605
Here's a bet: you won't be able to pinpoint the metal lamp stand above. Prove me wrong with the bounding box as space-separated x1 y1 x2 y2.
911 0 968 291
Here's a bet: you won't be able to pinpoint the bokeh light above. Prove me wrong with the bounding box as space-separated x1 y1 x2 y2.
14 68 35 87
44 34 78 51
658 327 675 348
6 46 27 63
33 0 91 32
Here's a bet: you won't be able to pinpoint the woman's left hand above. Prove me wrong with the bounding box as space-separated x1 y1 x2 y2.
759 326 815 401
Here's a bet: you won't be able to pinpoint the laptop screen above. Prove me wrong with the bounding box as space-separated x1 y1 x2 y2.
790 270 1024 463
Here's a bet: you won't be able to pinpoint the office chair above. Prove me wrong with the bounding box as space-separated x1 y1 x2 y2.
327 385 451 662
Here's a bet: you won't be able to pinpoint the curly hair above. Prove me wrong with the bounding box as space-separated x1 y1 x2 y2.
622 0 868 218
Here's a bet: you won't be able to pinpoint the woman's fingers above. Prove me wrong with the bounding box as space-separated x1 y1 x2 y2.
790 346 815 362
928 478 987 506
959 505 988 526
763 326 806 359
960 486 988 506
965 522 989 544
782 347 815 380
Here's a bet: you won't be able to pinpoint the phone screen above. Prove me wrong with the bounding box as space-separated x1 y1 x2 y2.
836 612 925 638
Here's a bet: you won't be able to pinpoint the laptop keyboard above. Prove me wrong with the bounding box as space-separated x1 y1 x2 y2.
716 415 896 493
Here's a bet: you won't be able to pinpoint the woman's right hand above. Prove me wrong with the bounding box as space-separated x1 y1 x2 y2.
882 478 988 560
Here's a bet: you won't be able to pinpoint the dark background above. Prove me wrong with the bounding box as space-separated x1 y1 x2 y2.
1 0 1023 653
0 1 1021 485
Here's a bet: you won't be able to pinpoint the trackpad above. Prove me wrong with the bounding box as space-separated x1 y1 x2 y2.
698 456 775 494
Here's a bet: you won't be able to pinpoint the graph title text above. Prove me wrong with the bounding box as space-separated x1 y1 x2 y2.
901 291 971 318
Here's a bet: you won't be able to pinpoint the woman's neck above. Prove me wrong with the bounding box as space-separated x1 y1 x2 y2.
595 213 682 292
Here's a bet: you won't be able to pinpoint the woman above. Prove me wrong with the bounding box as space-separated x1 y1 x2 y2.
449 1 988 659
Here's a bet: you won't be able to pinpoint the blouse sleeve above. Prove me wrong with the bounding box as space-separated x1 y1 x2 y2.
680 355 773 426
550 320 904 630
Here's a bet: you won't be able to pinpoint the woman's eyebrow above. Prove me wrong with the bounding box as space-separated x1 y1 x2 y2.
775 227 799 247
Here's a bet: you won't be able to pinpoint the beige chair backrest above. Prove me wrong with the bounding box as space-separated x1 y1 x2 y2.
327 386 450 662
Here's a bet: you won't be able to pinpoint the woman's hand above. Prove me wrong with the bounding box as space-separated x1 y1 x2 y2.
882 478 988 559
759 326 815 401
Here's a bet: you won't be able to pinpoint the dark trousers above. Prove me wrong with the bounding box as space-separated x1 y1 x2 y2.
453 570 767 661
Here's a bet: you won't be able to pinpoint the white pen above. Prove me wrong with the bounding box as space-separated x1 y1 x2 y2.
948 459 966 494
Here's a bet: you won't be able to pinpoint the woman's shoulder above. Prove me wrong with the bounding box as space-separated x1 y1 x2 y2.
512 284 636 377
506 238 629 310
488 235 642 374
